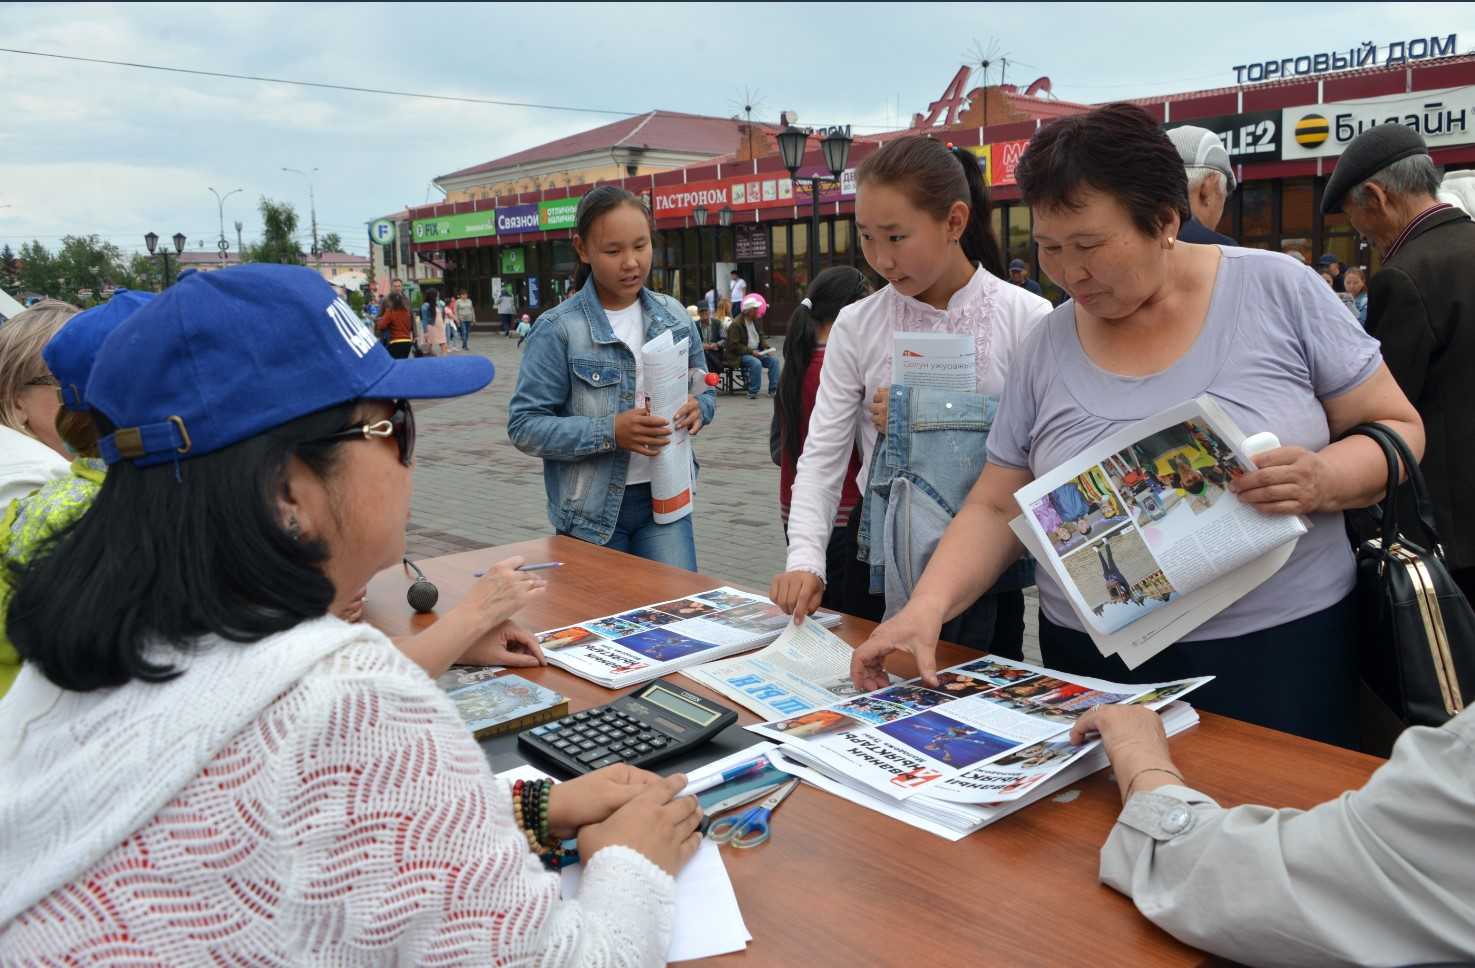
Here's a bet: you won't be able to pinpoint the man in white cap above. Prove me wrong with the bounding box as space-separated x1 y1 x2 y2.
1165 125 1237 245
1324 123 1475 600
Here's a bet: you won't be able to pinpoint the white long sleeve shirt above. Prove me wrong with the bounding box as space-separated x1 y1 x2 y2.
784 269 1050 580
1099 705 1475 966
0 618 675 966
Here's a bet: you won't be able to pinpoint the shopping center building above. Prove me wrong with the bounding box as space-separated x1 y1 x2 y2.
372 46 1475 324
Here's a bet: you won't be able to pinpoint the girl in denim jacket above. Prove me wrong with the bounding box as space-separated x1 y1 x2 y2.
771 137 1049 655
507 187 715 570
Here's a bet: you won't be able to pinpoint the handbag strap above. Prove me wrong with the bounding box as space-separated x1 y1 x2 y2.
1345 422 1444 554
1343 424 1401 558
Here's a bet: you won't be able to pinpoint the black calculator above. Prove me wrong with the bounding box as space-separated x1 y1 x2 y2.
518 679 738 775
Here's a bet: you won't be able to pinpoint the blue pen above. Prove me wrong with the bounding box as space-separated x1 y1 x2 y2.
679 755 774 798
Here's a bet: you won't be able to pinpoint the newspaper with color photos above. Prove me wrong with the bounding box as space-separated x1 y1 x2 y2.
685 618 901 721
747 654 1210 805
1013 395 1305 667
536 586 842 689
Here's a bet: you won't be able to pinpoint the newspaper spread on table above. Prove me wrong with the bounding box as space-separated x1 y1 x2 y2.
537 586 842 688
892 332 975 390
1013 395 1306 663
684 619 900 721
747 654 1210 805
641 328 694 525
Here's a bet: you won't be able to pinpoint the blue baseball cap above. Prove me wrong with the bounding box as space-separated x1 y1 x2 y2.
88 264 493 467
43 289 154 411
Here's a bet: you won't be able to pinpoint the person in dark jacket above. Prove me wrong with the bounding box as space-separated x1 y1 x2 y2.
1325 125 1475 599
1166 125 1236 245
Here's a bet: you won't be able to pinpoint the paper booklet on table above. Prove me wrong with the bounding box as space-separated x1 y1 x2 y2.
1013 394 1304 667
684 618 902 721
641 329 694 525
893 332 975 390
536 586 844 689
770 701 1201 841
746 653 1211 807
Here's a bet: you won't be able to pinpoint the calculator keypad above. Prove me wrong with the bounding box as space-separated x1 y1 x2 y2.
526 708 672 773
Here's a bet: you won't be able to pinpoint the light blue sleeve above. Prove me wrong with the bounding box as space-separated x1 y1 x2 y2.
506 320 616 462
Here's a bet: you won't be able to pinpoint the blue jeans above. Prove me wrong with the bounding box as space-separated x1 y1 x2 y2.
741 353 780 396
458 318 472 349
565 482 698 571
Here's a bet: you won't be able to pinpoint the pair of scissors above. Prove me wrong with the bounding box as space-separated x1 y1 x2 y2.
706 778 799 848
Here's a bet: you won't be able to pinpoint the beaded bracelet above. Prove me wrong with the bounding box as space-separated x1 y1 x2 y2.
511 778 581 869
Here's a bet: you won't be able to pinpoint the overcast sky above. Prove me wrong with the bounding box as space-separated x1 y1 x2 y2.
2 1 1470 258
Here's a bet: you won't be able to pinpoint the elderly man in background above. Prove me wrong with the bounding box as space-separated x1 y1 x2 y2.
1324 125 1475 601
1165 125 1236 245
1007 258 1044 297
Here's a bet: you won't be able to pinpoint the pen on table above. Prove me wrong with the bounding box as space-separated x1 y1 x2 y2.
473 561 563 577
679 755 773 798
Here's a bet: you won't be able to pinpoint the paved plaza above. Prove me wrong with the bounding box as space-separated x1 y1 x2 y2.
407 330 1038 658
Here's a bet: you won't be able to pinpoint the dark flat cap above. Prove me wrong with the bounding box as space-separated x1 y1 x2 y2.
1322 124 1429 214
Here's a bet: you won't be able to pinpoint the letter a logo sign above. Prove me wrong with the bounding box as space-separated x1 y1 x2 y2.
915 66 972 128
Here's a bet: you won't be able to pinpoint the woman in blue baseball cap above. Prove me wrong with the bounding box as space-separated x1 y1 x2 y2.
0 265 700 964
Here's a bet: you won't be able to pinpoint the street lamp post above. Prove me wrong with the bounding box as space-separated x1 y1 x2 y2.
693 205 708 303
282 167 320 259
144 231 188 290
777 124 853 284
208 187 244 262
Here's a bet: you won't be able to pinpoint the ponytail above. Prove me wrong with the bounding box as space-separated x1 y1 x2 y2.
774 266 871 468
572 185 654 291
950 146 1006 280
856 135 1008 282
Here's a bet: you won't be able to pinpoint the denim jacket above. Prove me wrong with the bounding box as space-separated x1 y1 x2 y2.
858 384 1033 614
507 278 716 545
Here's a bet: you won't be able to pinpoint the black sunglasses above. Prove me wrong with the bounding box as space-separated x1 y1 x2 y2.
303 399 416 466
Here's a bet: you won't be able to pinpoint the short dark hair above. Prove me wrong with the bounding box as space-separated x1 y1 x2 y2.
8 403 357 691
1015 102 1191 238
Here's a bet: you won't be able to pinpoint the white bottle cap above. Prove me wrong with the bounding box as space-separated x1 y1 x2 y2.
1242 431 1281 456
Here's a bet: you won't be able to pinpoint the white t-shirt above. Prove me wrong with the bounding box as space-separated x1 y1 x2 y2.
744 321 762 353
783 267 1052 580
605 301 651 486
730 278 747 302
0 425 70 508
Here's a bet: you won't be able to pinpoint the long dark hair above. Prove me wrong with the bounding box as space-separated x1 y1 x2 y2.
855 135 1006 280
774 266 871 468
386 291 407 312
572 185 654 290
8 403 357 692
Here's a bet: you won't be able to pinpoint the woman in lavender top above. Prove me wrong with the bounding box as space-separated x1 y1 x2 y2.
851 104 1423 747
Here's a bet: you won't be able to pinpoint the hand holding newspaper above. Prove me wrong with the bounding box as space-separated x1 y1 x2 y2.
640 329 694 524
1012 395 1305 666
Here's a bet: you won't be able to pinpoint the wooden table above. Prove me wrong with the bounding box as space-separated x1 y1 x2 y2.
366 536 1384 968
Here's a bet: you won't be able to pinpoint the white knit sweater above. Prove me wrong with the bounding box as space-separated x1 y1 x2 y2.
0 617 675 964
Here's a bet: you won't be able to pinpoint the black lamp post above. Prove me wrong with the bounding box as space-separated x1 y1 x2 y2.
778 125 853 283
717 206 733 227
692 205 708 306
144 231 188 290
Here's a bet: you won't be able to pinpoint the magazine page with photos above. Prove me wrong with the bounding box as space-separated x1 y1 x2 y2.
685 618 901 720
748 654 1209 804
1014 395 1306 641
537 586 842 688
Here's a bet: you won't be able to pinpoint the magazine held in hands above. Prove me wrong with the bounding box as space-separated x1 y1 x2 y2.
535 586 843 688
1012 395 1305 667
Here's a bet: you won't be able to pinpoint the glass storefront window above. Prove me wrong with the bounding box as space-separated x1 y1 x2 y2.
1241 182 1273 239
683 229 699 264
1281 179 1314 236
771 224 788 258
818 220 830 255
834 219 851 255
1006 205 1032 263
551 239 576 272
719 227 735 262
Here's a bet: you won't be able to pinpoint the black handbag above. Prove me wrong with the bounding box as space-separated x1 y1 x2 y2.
1344 423 1474 744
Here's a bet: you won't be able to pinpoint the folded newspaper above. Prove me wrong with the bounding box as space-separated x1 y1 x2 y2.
1013 395 1305 667
746 651 1209 806
536 586 843 689
892 332 975 390
641 329 694 525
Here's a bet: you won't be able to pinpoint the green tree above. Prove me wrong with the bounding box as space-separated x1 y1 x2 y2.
56 235 126 297
319 232 344 253
16 241 62 298
0 244 18 289
247 197 303 264
121 252 164 292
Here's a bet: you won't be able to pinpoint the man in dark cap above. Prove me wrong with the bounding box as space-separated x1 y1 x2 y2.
1008 258 1044 297
1324 124 1475 599
1317 253 1345 292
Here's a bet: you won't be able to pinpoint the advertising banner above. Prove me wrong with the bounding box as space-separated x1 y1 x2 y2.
1281 86 1475 160
412 210 496 243
500 247 526 275
539 197 581 231
496 204 541 235
1165 109 1282 161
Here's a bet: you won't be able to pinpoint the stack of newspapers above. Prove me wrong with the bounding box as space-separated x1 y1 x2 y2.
685 620 1208 840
